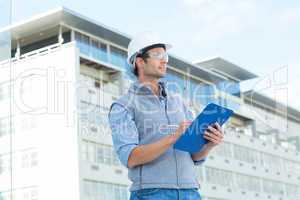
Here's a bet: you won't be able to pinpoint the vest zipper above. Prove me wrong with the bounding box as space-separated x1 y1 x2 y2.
163 99 179 188
152 85 180 188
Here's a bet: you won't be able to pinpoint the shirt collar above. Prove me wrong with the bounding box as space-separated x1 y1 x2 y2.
129 80 168 97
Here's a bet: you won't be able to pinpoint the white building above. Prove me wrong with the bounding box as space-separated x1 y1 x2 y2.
0 7 299 200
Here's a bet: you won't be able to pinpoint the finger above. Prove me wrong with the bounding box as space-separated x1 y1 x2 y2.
204 135 220 144
204 131 217 140
205 132 222 141
208 126 224 138
207 126 221 136
215 123 222 131
205 135 223 144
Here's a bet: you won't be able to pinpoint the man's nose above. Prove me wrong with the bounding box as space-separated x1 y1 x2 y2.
160 59 168 64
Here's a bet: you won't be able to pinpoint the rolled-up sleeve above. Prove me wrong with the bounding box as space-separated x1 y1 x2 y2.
182 100 206 165
108 103 139 168
193 158 206 165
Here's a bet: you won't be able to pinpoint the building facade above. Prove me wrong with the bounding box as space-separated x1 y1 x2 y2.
0 7 299 200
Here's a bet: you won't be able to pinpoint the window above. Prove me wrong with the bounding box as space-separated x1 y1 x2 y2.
84 180 128 200
0 155 3 174
76 33 109 62
81 141 89 161
195 165 204 182
187 77 215 105
22 188 38 200
103 145 111 164
91 39 108 62
286 184 300 197
192 82 216 105
212 141 232 158
217 81 241 97
75 32 90 55
236 173 261 192
262 179 284 195
21 151 38 169
20 117 36 131
21 153 30 168
112 150 121 166
96 145 104 163
164 69 185 95
261 153 283 172
0 85 5 101
233 145 260 165
81 141 121 166
88 142 96 163
94 80 101 88
0 118 10 137
110 46 127 69
0 154 11 174
30 152 38 167
205 167 235 188
0 83 9 102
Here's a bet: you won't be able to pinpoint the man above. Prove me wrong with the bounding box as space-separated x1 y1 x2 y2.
108 32 224 200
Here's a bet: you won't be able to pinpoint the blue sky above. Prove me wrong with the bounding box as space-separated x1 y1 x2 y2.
4 0 300 109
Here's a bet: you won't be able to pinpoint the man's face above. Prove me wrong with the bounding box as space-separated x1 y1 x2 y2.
141 47 168 79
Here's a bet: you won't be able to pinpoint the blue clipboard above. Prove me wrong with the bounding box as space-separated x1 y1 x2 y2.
174 103 234 153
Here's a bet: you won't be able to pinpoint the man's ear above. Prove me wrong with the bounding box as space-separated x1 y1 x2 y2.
135 57 145 68
135 57 146 78
135 57 145 72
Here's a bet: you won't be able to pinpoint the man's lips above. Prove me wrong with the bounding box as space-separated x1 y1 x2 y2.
159 66 166 70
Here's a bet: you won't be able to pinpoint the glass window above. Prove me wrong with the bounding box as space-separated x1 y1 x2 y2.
75 32 90 55
81 141 88 161
96 145 104 164
233 144 261 165
0 155 3 174
286 184 300 197
21 153 30 169
83 180 129 200
103 145 111 165
0 154 11 174
195 165 204 181
83 180 93 198
261 153 283 172
212 141 232 158
110 46 127 69
112 150 120 166
263 179 284 195
236 173 261 192
164 69 185 95
88 143 96 163
193 83 216 106
0 118 9 137
30 188 38 200
217 81 241 97
0 83 9 102
91 39 108 62
30 152 38 167
205 167 234 188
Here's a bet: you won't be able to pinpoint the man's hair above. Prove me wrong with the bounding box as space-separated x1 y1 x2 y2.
134 54 148 76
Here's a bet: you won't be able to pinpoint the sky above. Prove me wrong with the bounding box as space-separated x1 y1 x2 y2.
3 0 300 110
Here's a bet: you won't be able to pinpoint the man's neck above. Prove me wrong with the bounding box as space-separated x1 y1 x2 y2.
138 77 160 96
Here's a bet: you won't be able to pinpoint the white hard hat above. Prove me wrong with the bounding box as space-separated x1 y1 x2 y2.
127 31 172 66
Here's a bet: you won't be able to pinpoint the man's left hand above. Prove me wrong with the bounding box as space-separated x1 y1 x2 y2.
203 123 224 148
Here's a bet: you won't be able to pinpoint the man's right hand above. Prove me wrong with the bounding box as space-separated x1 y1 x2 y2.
171 120 192 144
127 120 192 168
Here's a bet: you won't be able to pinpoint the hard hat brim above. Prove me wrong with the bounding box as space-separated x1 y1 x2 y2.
127 43 172 65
